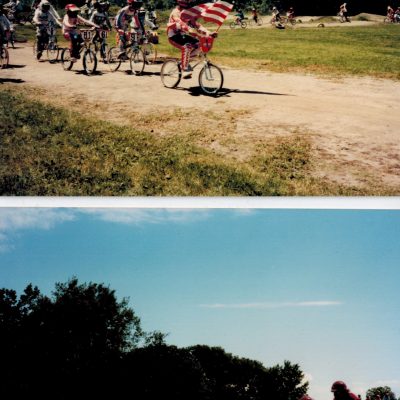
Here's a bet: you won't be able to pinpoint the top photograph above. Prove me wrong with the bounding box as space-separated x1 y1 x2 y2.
1 0 399 196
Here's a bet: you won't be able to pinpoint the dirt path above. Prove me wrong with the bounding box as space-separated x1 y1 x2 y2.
2 43 400 189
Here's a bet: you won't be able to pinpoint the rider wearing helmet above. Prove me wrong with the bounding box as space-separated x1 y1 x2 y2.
331 381 359 400
0 5 12 48
62 3 99 61
33 0 61 59
272 6 281 21
167 0 217 75
90 0 112 56
114 0 144 58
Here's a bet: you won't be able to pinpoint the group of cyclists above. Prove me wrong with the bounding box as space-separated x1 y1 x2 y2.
386 4 400 22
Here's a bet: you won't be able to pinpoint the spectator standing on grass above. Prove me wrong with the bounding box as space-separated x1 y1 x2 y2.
331 381 359 400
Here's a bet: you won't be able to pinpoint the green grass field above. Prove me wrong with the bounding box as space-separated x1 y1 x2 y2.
3 21 399 196
1 87 380 196
158 24 400 79
16 22 400 79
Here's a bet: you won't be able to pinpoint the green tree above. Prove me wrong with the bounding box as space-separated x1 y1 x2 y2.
366 386 397 400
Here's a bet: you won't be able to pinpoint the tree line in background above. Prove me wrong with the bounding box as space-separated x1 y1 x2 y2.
1 279 398 400
12 0 398 16
0 278 309 400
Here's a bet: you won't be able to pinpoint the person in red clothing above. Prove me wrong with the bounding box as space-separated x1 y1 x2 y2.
331 381 359 400
300 395 314 400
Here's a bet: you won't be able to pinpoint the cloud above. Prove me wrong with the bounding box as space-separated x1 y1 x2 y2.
0 208 212 253
199 301 343 309
0 208 76 231
0 209 76 253
81 209 211 225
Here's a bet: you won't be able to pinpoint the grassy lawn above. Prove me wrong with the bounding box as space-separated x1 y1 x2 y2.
1 86 379 196
17 21 400 79
5 22 399 196
157 24 400 79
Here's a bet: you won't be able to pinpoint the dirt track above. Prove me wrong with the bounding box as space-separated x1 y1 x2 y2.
2 39 400 189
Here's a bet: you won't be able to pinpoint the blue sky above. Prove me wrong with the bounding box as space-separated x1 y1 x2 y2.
0 208 399 400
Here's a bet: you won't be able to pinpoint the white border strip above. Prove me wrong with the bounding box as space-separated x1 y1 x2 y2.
0 197 399 209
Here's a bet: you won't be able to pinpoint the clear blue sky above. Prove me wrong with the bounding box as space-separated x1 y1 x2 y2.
0 208 399 400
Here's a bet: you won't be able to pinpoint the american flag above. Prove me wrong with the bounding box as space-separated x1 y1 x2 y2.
181 0 233 27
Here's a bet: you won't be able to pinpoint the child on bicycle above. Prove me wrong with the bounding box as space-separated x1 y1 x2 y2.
234 8 244 23
0 5 11 50
271 6 281 22
114 0 144 59
167 0 217 76
90 0 111 54
33 0 61 59
287 7 295 20
251 8 258 24
62 3 99 62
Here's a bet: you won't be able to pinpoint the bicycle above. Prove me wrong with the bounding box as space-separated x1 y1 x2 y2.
60 29 97 74
160 36 223 96
281 15 297 26
337 12 351 22
248 16 263 26
107 31 145 75
6 23 15 48
229 18 247 29
89 27 110 63
141 30 158 65
270 16 285 29
33 21 59 63
0 43 10 69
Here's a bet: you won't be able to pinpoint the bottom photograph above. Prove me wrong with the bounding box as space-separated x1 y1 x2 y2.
0 208 399 400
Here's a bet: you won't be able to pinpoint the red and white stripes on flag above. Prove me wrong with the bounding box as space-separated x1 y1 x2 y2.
181 0 234 27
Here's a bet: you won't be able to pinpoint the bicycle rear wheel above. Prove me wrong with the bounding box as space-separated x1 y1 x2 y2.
0 46 9 69
240 21 247 28
61 47 73 71
130 48 145 75
160 59 181 88
83 48 97 75
107 46 122 72
229 21 236 29
142 42 157 64
198 62 223 95
47 41 58 63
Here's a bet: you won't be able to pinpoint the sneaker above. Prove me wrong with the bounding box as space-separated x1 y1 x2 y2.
117 51 128 60
183 64 193 72
36 51 42 60
70 57 77 63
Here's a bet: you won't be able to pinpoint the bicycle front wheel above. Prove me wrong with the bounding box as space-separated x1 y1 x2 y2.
142 42 157 65
130 48 145 75
83 48 97 75
47 41 59 63
61 47 73 71
199 62 223 95
160 59 181 88
0 46 9 69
